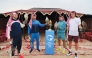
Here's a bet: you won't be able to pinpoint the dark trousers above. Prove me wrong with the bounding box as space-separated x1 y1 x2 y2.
11 36 22 56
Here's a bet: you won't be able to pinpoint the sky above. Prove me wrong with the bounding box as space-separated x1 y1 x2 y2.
0 0 92 14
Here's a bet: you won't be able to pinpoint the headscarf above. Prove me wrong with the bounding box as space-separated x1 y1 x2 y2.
6 12 21 38
28 13 36 28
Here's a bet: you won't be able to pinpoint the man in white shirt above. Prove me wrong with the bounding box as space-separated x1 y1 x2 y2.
67 11 82 58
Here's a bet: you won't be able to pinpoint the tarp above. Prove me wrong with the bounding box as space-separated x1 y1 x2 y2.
3 8 83 17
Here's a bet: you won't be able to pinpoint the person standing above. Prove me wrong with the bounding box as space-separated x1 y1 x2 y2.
6 12 25 58
56 14 67 54
67 11 82 58
28 13 47 53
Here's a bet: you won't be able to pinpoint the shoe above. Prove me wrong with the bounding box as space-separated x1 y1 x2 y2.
0 48 1 50
74 53 78 58
62 48 66 54
56 47 61 51
67 51 72 56
29 49 33 53
37 49 40 52
18 54 24 58
11 56 15 58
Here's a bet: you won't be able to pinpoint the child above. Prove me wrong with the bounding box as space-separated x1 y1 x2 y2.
56 14 67 54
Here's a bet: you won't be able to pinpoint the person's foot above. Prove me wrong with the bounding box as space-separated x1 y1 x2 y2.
67 51 72 56
74 53 78 58
37 49 40 52
18 53 21 55
56 47 61 51
18 54 24 58
0 47 1 50
29 49 33 53
11 56 15 58
62 48 66 54
17 51 20 55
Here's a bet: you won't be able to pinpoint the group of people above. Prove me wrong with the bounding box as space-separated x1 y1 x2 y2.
56 11 82 58
6 11 82 58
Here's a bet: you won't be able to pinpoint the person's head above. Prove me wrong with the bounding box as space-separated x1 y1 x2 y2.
31 13 36 20
12 12 18 19
59 15 64 21
70 11 76 18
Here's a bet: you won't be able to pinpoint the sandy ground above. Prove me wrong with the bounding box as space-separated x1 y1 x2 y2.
0 55 92 58
0 36 92 58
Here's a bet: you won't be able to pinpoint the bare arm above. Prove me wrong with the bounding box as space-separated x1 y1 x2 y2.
66 26 69 35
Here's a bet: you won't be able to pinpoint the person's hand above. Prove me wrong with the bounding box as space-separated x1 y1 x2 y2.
7 39 10 42
28 35 30 39
57 27 60 30
45 23 49 26
79 27 83 31
7 39 12 44
21 24 25 28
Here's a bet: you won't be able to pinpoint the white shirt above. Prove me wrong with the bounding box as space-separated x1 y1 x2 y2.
69 17 81 36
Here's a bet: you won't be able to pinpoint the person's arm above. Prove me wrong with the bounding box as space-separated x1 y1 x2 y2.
38 21 45 27
18 20 25 28
6 26 11 42
78 18 82 29
67 25 69 32
27 25 31 39
28 25 31 35
66 18 70 37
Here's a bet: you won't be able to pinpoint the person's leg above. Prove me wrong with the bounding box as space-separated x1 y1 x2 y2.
56 38 61 50
62 40 66 48
29 33 35 53
17 36 22 54
62 39 66 54
67 35 73 56
12 37 17 57
58 39 61 46
69 35 73 51
61 33 66 53
66 35 68 45
35 33 40 52
74 36 78 58
61 33 66 49
74 36 78 50
57 34 61 48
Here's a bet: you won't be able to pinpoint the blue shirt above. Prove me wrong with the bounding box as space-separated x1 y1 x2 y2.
57 20 66 33
28 20 45 34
